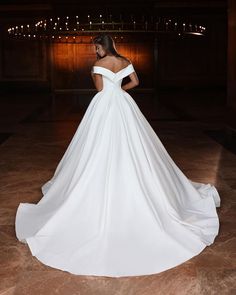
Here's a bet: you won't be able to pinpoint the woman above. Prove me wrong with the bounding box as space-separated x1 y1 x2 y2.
91 34 139 92
15 33 220 277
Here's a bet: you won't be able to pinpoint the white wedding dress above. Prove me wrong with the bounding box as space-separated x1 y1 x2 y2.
15 63 220 277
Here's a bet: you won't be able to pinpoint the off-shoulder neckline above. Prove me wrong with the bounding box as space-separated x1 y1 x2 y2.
93 63 132 75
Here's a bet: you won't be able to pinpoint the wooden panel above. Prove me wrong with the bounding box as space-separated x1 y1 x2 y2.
0 23 226 91
157 18 227 87
52 35 154 90
0 38 47 81
116 41 154 88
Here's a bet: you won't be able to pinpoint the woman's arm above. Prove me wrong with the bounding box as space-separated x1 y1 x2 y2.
121 72 139 91
91 71 103 91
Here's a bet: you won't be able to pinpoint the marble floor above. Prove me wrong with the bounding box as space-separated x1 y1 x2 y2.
0 92 235 295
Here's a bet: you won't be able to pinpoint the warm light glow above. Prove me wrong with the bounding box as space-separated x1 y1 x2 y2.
184 32 204 36
50 35 153 74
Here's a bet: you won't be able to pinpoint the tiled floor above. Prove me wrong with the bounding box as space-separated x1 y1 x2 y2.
0 92 235 295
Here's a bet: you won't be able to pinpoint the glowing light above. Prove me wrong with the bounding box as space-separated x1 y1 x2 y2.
7 14 206 41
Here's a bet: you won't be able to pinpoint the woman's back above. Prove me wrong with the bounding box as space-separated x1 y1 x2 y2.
94 55 131 73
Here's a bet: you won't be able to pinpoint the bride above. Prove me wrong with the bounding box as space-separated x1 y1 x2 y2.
15 33 220 277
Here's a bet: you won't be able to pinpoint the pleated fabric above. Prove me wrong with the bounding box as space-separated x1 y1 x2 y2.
15 63 220 277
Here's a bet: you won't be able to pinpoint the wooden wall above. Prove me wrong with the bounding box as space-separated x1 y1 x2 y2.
0 3 227 94
0 39 48 81
228 0 236 111
0 3 51 91
51 35 154 90
158 26 226 89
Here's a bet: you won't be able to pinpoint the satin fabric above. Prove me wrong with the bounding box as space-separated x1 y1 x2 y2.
15 63 220 277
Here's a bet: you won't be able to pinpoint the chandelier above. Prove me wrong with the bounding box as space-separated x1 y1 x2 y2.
7 14 206 42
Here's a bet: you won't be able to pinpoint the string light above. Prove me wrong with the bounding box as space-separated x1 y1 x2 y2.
7 14 206 42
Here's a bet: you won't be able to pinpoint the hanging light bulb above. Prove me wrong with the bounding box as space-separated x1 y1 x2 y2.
6 13 206 42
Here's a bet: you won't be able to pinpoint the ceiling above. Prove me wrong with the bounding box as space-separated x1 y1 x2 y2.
0 0 227 7
0 0 227 21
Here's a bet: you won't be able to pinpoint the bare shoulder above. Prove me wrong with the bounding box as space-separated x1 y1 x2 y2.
124 57 132 65
117 56 131 66
93 57 111 67
93 59 104 67
119 56 131 65
93 56 132 69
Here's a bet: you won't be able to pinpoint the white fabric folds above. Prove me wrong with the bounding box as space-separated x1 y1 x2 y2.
15 63 220 277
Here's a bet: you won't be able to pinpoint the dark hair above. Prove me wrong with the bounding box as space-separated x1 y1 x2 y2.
92 33 129 61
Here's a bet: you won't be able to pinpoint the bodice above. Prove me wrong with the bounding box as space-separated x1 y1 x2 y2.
92 63 135 91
